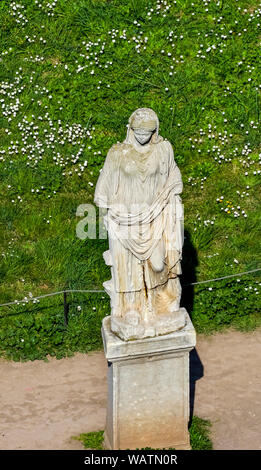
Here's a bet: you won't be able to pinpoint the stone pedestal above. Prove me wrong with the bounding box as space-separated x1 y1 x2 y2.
102 309 196 450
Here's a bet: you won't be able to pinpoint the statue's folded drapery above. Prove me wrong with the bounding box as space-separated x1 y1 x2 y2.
94 139 183 293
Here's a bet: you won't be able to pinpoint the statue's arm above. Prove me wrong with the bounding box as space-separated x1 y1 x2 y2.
94 146 119 208
166 141 183 194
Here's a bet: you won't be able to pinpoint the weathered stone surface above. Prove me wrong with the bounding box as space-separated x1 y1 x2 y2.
95 109 196 450
102 311 196 450
94 108 185 341
110 308 186 341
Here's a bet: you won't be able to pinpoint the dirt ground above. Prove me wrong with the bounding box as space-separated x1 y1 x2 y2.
0 328 261 450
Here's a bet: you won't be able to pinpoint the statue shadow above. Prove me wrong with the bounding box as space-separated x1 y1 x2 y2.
180 229 204 424
180 229 198 316
189 348 204 425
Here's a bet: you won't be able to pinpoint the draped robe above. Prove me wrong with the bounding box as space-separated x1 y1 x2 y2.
94 138 183 295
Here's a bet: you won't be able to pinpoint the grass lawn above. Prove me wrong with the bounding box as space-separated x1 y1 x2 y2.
0 0 260 360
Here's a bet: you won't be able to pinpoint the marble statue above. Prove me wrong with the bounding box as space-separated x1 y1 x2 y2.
94 108 186 341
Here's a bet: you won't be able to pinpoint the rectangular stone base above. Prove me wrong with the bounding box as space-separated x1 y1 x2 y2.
102 311 196 450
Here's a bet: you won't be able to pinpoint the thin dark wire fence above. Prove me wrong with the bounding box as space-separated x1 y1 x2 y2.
0 268 260 307
0 267 260 326
185 268 261 286
0 289 105 307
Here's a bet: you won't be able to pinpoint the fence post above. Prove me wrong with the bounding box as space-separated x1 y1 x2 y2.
63 291 69 327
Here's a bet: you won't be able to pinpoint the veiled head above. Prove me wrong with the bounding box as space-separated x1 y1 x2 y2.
124 108 161 145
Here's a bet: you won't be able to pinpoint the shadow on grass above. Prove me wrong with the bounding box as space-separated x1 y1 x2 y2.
180 229 198 316
180 229 204 425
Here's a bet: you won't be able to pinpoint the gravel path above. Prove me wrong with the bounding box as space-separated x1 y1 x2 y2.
0 328 261 450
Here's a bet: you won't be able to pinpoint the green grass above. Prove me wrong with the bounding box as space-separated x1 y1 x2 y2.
189 416 213 450
0 0 261 360
74 430 105 451
73 416 213 450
